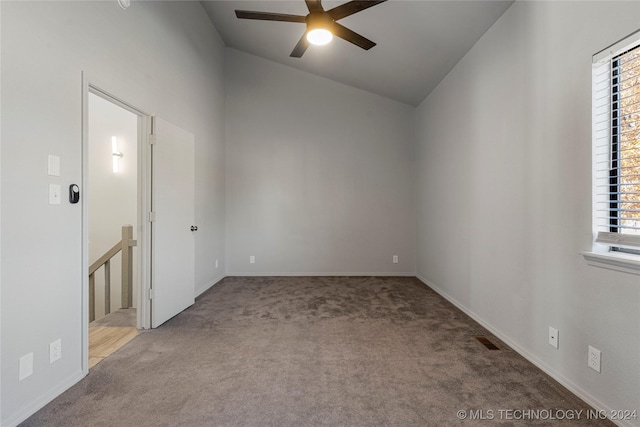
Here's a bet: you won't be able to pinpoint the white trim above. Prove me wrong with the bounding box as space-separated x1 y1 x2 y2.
595 232 640 249
138 115 153 330
195 274 226 298
581 251 640 276
593 28 640 63
82 78 153 346
225 271 417 277
2 370 85 427
81 73 90 375
415 274 634 427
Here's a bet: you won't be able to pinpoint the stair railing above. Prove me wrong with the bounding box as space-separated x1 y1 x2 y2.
88 225 137 322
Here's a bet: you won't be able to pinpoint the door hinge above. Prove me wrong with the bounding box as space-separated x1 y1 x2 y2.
149 134 156 145
147 288 154 300
149 211 156 222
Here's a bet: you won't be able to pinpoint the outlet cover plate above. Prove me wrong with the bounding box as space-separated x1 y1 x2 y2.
50 339 62 364
19 353 34 381
548 327 558 349
588 345 601 373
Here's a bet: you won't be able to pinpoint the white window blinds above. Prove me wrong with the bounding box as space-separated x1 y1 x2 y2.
592 34 640 249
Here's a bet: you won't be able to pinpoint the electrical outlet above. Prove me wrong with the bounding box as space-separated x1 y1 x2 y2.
19 353 34 381
215 259 219 269
249 256 255 264
548 327 558 349
392 255 399 264
588 345 601 373
49 339 62 364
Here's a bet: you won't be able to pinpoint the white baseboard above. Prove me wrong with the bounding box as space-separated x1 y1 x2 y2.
195 273 226 298
224 271 417 277
3 370 85 427
415 274 634 427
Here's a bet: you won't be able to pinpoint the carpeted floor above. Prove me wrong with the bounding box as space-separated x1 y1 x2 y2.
22 277 611 426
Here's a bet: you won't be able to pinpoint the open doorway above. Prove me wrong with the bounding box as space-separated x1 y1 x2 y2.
81 79 195 372
87 91 140 368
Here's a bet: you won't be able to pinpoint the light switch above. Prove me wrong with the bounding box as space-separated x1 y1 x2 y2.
49 184 61 205
48 155 60 176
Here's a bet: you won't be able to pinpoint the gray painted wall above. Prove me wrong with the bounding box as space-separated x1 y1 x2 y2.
0 1 226 424
225 49 415 275
415 0 640 420
2 0 639 424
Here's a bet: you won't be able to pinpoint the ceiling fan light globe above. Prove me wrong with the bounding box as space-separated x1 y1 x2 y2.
307 28 333 46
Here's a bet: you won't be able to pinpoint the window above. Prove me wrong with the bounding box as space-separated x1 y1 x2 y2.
592 32 640 257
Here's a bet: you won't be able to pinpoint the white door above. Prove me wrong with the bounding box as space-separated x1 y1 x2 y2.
151 117 195 327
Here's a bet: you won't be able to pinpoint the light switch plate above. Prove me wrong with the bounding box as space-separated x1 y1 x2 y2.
49 184 61 205
48 155 60 176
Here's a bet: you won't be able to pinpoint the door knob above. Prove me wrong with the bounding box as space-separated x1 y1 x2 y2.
190 226 198 231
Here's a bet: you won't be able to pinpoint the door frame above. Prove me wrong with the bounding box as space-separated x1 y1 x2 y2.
81 73 152 374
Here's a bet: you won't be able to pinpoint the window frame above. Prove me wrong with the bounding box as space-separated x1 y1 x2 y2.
583 30 640 275
609 51 640 255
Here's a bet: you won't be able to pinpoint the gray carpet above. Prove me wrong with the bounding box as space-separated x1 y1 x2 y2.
22 277 610 426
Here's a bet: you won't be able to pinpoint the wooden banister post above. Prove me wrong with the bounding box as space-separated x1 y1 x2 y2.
89 273 96 322
104 259 111 315
121 225 134 309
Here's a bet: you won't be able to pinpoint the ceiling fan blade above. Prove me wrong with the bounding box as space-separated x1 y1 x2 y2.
235 10 306 23
330 22 376 50
327 0 387 21
305 0 324 13
290 34 310 58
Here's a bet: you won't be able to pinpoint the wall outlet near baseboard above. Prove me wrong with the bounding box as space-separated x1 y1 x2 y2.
19 353 34 381
50 339 62 364
392 255 398 264
249 255 255 264
215 259 218 269
548 327 558 349
588 346 601 373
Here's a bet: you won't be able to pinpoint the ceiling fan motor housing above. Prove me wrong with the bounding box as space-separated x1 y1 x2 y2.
306 11 334 32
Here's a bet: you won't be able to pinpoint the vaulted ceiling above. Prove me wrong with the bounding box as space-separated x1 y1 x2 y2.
202 0 513 106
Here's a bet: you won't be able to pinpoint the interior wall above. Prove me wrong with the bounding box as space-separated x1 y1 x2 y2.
0 2 3 422
0 1 226 425
415 0 640 421
225 49 415 275
88 93 138 319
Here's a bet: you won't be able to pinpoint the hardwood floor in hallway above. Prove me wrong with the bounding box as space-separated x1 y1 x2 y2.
89 308 139 368
89 325 139 368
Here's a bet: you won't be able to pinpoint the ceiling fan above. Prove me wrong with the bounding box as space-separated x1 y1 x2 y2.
235 0 387 58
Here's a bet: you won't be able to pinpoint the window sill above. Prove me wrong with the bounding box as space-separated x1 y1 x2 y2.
581 251 640 275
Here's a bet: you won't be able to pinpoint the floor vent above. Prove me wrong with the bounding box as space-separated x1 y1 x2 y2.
475 336 499 350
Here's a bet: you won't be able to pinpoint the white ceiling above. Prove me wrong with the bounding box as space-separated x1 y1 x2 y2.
201 0 513 106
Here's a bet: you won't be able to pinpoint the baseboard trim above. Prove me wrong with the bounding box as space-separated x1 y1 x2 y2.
195 273 226 298
2 369 85 427
415 274 632 427
225 272 417 277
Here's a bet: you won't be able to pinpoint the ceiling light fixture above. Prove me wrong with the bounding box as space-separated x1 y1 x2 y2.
112 136 123 173
117 0 131 10
305 12 333 46
307 28 333 45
